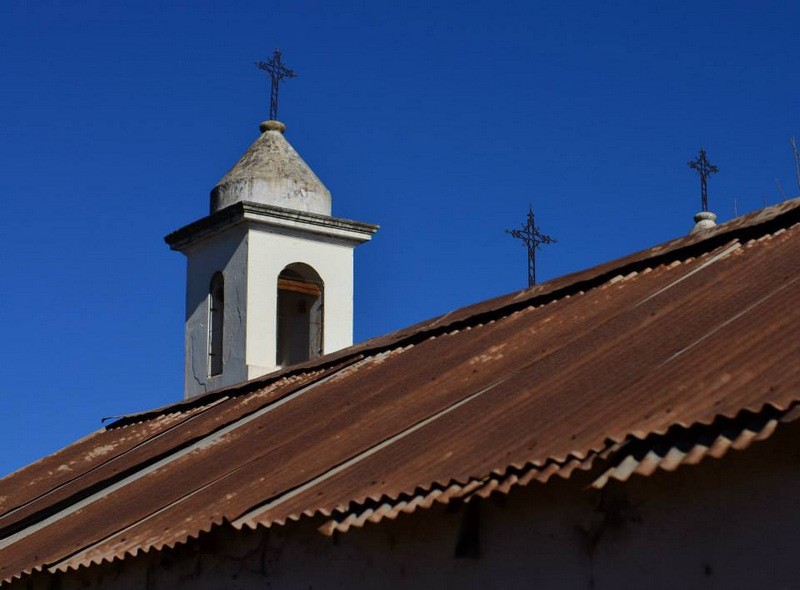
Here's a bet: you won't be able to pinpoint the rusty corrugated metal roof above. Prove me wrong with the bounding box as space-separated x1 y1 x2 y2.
1 198 800 583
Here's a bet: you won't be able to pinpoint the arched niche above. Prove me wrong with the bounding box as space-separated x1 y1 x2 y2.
276 263 324 366
208 272 224 377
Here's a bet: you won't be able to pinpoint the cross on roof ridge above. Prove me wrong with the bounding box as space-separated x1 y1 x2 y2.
688 147 719 212
506 206 556 288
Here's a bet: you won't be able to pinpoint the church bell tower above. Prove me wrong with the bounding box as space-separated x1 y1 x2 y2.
165 114 377 399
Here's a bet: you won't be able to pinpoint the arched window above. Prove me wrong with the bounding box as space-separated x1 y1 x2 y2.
276 263 323 366
208 272 224 376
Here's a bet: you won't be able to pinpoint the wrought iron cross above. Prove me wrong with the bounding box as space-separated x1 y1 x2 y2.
256 48 296 121
506 206 556 288
688 147 718 212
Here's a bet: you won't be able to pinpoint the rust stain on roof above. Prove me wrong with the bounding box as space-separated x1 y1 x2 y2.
1 198 800 583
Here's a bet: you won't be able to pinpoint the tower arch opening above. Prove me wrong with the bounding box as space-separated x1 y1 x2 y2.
276 263 323 366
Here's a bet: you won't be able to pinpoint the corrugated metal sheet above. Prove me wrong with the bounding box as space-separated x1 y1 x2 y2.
317 453 603 536
589 403 799 489
318 402 798 535
1 199 800 583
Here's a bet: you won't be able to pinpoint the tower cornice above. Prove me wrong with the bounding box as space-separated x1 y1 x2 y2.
165 201 379 252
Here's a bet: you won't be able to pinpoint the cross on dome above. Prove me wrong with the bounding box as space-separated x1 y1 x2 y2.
256 48 296 121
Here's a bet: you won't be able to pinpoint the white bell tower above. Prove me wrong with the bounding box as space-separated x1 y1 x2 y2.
166 120 378 399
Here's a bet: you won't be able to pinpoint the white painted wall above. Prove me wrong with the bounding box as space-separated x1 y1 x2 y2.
183 227 249 397
245 224 355 379
16 422 800 590
182 216 367 399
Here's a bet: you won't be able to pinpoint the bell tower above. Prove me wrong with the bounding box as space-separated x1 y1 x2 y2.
165 119 377 398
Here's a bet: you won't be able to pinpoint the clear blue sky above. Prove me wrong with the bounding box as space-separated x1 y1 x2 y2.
2 0 799 476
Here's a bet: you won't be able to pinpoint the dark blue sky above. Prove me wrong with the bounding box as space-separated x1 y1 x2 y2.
2 0 799 475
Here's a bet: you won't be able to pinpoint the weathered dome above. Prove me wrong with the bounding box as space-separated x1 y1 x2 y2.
210 121 332 215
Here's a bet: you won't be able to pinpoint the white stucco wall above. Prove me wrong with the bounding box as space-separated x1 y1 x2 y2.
245 225 355 379
182 219 361 399
18 422 800 590
183 227 249 397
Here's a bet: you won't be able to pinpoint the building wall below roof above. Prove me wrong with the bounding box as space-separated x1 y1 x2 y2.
14 422 800 590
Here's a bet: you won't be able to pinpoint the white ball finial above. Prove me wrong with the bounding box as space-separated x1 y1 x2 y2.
260 120 286 134
691 211 717 234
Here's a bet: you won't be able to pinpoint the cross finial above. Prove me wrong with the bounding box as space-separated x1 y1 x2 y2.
506 206 556 288
256 48 296 121
688 147 719 212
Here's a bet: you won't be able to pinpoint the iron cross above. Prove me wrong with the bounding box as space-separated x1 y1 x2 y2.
506 206 556 288
256 48 296 121
688 147 719 212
